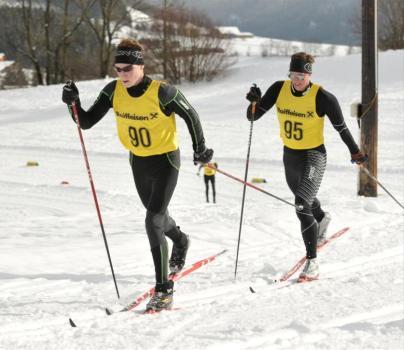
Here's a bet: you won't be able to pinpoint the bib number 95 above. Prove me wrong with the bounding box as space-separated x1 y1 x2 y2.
284 121 303 140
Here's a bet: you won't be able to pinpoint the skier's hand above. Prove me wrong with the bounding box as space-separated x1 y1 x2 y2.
62 80 79 105
351 151 368 165
193 147 213 165
246 84 261 103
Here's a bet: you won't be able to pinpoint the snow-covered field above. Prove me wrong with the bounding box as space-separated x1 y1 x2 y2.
0 50 403 350
228 35 360 57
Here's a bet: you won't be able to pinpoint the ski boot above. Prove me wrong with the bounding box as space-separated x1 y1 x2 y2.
145 280 174 312
317 212 331 243
169 233 190 274
298 258 319 282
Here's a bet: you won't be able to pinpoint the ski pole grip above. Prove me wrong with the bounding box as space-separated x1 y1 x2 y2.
251 83 258 115
71 101 80 126
251 101 257 115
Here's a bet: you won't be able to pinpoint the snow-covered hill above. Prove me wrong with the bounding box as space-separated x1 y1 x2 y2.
119 9 360 58
0 50 403 349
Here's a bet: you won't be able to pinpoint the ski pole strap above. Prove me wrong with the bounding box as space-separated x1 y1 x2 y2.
207 164 303 210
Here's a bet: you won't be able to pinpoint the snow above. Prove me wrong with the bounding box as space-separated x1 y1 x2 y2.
229 36 361 57
0 0 17 7
217 26 253 37
0 50 403 350
128 8 152 24
0 60 13 71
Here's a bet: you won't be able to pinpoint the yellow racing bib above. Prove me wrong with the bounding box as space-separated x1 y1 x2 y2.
204 163 216 176
113 80 178 156
276 81 324 149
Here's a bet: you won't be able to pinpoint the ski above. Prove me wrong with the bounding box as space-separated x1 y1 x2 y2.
249 227 350 292
142 307 182 315
69 249 227 327
106 248 228 315
279 226 350 282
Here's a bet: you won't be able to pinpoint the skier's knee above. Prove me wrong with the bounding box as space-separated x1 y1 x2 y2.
145 210 166 247
294 197 313 221
145 210 165 231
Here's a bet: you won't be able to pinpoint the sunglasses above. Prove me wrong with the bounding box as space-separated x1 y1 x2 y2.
113 65 134 73
288 72 306 81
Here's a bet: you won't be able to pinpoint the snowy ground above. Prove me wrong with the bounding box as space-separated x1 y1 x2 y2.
0 50 403 350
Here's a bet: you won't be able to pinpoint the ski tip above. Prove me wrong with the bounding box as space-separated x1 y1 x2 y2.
249 286 256 293
69 318 77 327
105 308 114 316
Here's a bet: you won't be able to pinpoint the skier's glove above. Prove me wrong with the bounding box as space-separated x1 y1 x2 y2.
62 80 79 105
193 147 214 165
351 151 368 165
246 84 261 103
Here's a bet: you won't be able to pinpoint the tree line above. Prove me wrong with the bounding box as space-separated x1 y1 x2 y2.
1 0 401 89
0 0 235 88
350 0 404 51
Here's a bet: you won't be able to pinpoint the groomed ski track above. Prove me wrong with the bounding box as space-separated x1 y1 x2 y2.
0 52 403 349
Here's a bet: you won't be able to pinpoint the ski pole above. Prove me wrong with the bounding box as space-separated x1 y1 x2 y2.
233 100 256 279
361 166 404 210
70 100 121 299
207 164 302 210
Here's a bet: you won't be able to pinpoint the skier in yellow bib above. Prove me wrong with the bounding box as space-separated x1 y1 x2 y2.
197 161 218 203
62 39 213 311
245 52 367 282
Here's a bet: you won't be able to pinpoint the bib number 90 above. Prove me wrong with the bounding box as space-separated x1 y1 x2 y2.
129 126 151 147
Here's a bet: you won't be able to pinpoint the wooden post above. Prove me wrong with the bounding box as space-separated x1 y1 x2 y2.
162 0 168 80
359 0 378 197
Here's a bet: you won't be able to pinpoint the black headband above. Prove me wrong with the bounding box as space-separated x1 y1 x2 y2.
289 57 312 73
115 47 144 65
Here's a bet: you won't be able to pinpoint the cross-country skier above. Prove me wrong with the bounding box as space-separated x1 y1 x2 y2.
245 52 367 282
197 161 218 203
62 38 213 311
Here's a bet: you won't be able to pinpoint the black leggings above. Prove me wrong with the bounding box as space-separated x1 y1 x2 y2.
283 146 327 259
204 175 216 202
130 149 182 283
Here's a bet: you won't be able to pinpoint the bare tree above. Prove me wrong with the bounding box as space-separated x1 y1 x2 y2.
0 0 233 85
74 0 145 78
1 0 94 85
161 0 173 79
50 0 96 83
150 5 235 84
18 0 44 85
378 0 404 50
351 0 404 50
